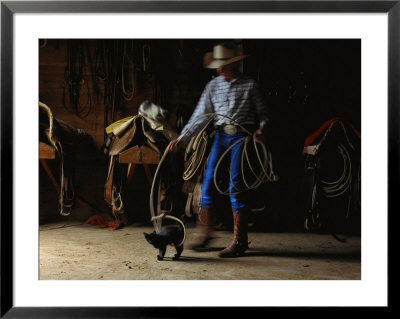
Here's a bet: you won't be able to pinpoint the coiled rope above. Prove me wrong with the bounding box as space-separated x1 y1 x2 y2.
321 143 352 198
308 120 356 201
214 133 277 195
149 113 278 232
182 116 215 181
304 120 360 242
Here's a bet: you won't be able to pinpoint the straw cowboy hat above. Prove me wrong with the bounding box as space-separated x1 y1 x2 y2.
203 42 248 69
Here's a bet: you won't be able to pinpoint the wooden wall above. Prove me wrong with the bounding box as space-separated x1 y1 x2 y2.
38 39 219 224
39 39 217 148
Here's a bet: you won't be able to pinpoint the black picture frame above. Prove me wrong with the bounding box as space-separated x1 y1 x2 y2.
1 1 394 317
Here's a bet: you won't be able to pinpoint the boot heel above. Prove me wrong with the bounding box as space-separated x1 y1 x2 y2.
189 207 214 250
219 208 249 258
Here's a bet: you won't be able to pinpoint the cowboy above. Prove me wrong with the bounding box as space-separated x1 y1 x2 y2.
165 41 269 257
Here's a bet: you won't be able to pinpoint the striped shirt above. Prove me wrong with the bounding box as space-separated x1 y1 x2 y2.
179 74 269 145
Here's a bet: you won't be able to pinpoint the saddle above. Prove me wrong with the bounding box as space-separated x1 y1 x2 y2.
39 102 88 216
103 114 178 229
303 117 361 234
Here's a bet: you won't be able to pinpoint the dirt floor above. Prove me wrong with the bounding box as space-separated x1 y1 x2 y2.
39 221 361 280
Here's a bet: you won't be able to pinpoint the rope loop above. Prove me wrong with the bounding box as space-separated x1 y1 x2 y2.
150 213 186 247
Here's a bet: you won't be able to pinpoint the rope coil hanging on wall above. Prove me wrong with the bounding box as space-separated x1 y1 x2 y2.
303 118 361 238
63 40 92 118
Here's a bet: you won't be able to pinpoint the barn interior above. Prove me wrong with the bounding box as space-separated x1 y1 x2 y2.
39 39 361 280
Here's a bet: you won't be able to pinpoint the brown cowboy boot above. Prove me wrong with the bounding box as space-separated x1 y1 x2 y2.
218 207 249 258
189 206 214 250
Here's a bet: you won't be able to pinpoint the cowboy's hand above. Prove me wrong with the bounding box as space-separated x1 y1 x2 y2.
255 126 265 144
164 139 182 155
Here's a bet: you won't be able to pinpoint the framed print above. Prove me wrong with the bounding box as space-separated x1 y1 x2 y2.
1 0 395 317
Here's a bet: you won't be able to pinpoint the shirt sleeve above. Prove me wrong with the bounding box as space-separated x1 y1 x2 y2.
251 81 269 129
178 81 214 145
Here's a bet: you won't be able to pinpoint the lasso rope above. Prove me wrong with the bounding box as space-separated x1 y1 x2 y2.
182 116 214 181
150 213 186 247
149 113 278 232
213 134 277 195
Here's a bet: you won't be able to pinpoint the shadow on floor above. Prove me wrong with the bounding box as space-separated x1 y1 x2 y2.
243 249 361 261
159 256 225 262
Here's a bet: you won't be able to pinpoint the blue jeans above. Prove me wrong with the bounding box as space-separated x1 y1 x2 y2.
200 130 246 213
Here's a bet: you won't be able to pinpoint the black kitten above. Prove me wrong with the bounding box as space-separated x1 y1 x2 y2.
144 225 184 261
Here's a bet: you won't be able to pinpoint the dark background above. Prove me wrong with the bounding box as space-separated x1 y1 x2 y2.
39 39 361 233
